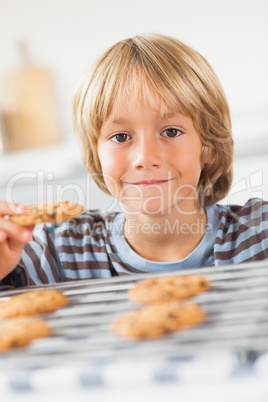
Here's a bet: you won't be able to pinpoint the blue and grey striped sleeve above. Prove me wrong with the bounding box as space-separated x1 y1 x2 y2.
17 225 63 286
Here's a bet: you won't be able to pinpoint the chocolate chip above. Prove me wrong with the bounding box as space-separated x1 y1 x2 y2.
11 340 20 347
163 292 172 298
168 313 177 319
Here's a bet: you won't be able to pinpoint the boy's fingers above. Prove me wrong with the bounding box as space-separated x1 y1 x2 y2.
0 218 33 243
0 201 26 216
0 229 7 242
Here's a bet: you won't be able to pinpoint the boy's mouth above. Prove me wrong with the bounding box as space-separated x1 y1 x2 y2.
127 179 173 187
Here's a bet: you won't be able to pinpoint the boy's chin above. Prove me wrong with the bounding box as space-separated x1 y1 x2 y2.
120 201 172 217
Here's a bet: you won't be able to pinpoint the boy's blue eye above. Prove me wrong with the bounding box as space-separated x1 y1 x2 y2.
161 128 182 138
110 133 131 143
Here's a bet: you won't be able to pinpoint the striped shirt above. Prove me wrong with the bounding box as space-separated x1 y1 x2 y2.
1 198 268 288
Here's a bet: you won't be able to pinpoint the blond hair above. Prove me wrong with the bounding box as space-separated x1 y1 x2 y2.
73 33 233 206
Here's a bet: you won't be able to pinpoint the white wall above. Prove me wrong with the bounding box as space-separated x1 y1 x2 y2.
0 0 267 154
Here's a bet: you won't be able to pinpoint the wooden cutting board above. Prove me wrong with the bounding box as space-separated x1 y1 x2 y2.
2 67 61 151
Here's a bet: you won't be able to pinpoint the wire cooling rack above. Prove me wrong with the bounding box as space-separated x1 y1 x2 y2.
0 260 268 371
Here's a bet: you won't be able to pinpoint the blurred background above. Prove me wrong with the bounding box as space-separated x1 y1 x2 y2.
0 0 267 209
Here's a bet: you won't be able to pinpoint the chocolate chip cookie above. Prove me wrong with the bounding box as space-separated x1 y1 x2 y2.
0 289 68 319
113 301 206 339
9 201 84 226
0 316 52 351
129 274 210 304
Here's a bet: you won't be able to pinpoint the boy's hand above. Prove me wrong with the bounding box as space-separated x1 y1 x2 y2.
0 201 34 280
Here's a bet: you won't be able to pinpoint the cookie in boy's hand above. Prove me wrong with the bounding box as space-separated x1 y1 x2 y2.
112 301 206 339
129 274 210 304
9 201 84 226
0 289 68 319
0 316 52 351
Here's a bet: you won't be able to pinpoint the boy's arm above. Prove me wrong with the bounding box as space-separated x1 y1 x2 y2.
17 225 64 286
0 201 34 282
0 223 63 290
0 266 29 290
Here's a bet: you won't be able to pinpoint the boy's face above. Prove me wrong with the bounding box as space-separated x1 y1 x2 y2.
97 93 203 217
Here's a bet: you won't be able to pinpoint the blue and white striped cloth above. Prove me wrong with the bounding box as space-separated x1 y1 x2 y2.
1 350 268 400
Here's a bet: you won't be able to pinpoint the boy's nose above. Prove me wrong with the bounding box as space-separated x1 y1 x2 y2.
132 137 162 170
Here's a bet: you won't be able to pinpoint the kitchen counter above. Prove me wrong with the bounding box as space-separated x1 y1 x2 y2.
0 137 84 187
0 137 115 209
